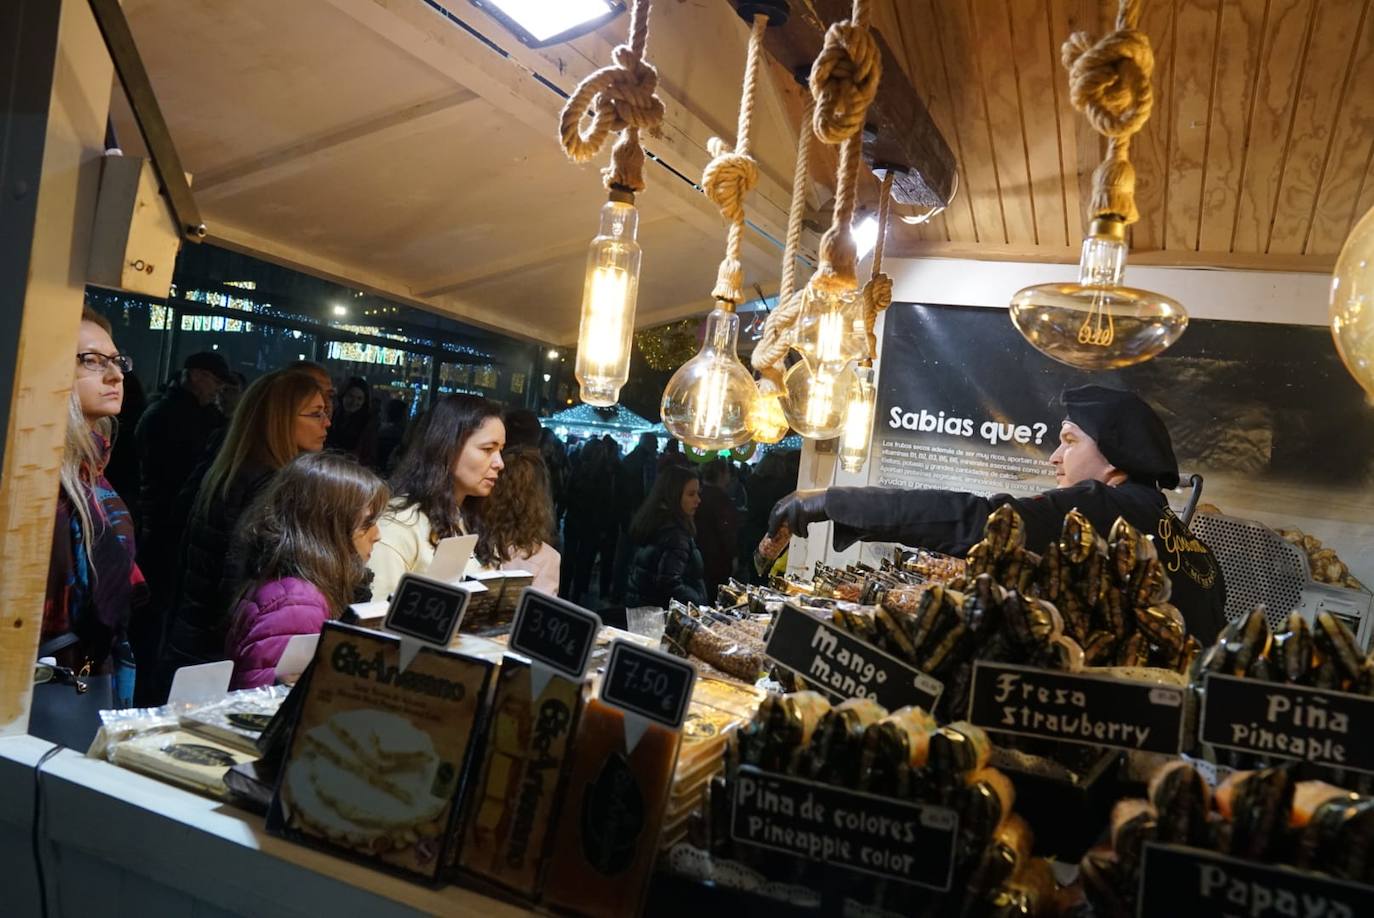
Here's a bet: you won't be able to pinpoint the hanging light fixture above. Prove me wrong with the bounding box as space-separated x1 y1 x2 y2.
839 362 877 472
780 357 846 438
1010 0 1187 370
1331 204 1374 400
573 189 640 405
747 374 791 442
557 0 664 406
662 3 786 450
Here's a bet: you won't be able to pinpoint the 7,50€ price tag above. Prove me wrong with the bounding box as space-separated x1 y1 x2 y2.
600 639 696 741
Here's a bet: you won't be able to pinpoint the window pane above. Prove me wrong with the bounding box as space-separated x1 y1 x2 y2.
174 312 317 383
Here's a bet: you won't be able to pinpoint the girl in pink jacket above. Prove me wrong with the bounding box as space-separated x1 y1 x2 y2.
225 452 388 689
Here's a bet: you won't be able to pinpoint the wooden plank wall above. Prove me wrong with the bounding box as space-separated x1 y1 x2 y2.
877 0 1374 270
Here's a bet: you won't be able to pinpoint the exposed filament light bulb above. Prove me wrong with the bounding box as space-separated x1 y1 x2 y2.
574 189 641 406
839 363 877 473
780 356 848 439
1009 216 1188 369
661 304 759 450
792 282 867 376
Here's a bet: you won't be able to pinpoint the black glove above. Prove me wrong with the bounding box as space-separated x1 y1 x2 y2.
769 489 830 537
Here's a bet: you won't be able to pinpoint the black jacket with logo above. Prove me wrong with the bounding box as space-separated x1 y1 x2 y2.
826 480 1227 644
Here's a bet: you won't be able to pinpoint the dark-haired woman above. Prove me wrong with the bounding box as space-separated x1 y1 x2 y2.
225 452 389 689
326 376 378 467
626 465 706 608
475 448 560 595
368 394 505 600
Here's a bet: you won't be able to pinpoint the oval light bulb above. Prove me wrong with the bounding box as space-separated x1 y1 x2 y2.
1009 217 1188 369
661 306 759 450
1331 204 1374 400
792 282 868 376
748 378 790 444
780 357 848 439
574 191 641 406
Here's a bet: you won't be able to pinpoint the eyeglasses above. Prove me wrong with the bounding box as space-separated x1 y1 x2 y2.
76 352 133 374
299 410 330 422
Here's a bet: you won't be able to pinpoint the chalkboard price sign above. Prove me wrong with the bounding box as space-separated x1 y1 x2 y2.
600 640 696 731
508 589 600 680
383 574 469 647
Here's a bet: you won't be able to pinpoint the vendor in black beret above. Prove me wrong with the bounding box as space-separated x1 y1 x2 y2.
769 385 1227 643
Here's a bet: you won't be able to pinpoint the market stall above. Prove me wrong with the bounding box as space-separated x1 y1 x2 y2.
5 0 1374 916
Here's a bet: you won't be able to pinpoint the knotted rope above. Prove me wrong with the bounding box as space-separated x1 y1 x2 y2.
1061 0 1153 224
702 12 771 306
557 0 664 193
860 169 894 359
809 0 881 290
752 90 816 389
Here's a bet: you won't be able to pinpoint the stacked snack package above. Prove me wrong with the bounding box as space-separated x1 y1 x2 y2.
1082 759 1374 916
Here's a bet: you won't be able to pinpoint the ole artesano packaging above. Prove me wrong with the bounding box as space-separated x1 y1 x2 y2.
267 622 494 884
455 655 587 897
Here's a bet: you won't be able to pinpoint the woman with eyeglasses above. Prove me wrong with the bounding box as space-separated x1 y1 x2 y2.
39 308 145 704
367 394 505 601
155 369 330 696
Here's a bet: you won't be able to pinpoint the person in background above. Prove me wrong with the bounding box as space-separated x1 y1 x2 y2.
289 359 336 411
695 459 740 596
503 407 543 451
216 372 246 422
740 449 800 583
474 448 561 595
43 308 146 702
374 398 409 474
626 465 706 608
368 394 506 601
540 427 570 526
134 351 232 630
103 368 146 514
610 433 658 603
157 370 330 696
561 437 617 604
224 452 388 689
769 386 1227 643
658 438 689 471
327 376 378 467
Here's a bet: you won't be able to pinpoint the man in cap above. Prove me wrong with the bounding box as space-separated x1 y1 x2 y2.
769 385 1227 643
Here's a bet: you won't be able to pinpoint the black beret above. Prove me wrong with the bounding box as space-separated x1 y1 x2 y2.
1061 385 1179 490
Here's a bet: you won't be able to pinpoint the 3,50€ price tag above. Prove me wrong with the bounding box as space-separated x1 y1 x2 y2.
600 639 696 751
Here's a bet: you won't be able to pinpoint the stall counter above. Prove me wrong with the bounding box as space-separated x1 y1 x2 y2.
0 734 531 917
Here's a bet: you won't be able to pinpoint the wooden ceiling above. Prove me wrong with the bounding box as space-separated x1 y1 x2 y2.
878 0 1374 271
111 0 1373 346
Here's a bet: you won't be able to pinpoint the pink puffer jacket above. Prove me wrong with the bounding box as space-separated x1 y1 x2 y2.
225 577 332 689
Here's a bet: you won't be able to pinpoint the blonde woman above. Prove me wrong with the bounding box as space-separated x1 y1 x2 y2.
157 369 330 691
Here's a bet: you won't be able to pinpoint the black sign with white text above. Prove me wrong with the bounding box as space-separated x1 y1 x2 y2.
508 589 600 680
1139 843 1374 918
968 661 1185 754
765 603 943 711
600 640 695 731
730 766 958 891
1199 673 1374 774
383 573 468 647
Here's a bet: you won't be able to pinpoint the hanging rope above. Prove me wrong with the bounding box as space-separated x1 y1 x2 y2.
1060 0 1153 224
808 0 882 291
557 0 665 193
752 89 816 388
701 13 772 306
861 169 894 359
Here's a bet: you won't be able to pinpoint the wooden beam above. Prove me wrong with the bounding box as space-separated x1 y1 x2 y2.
884 237 1336 273
0 0 114 736
195 89 481 199
744 0 957 207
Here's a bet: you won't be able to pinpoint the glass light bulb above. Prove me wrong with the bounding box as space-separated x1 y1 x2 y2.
575 193 640 406
792 281 867 375
748 381 790 444
780 357 848 439
839 363 877 473
1009 217 1188 369
661 306 759 450
1331 204 1374 400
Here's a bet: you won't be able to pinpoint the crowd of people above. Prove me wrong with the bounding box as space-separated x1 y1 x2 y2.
40 308 802 720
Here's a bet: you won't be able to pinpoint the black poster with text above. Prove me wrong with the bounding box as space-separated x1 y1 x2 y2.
870 304 1374 583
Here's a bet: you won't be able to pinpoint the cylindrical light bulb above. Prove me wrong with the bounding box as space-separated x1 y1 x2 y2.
575 190 641 406
1009 217 1188 369
661 305 759 450
839 363 877 473
1331 204 1374 399
792 282 867 376
780 357 848 439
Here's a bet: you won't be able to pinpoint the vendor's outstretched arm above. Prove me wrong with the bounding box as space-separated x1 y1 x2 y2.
825 487 994 555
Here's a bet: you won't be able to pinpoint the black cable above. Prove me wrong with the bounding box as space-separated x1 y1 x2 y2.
32 743 64 918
